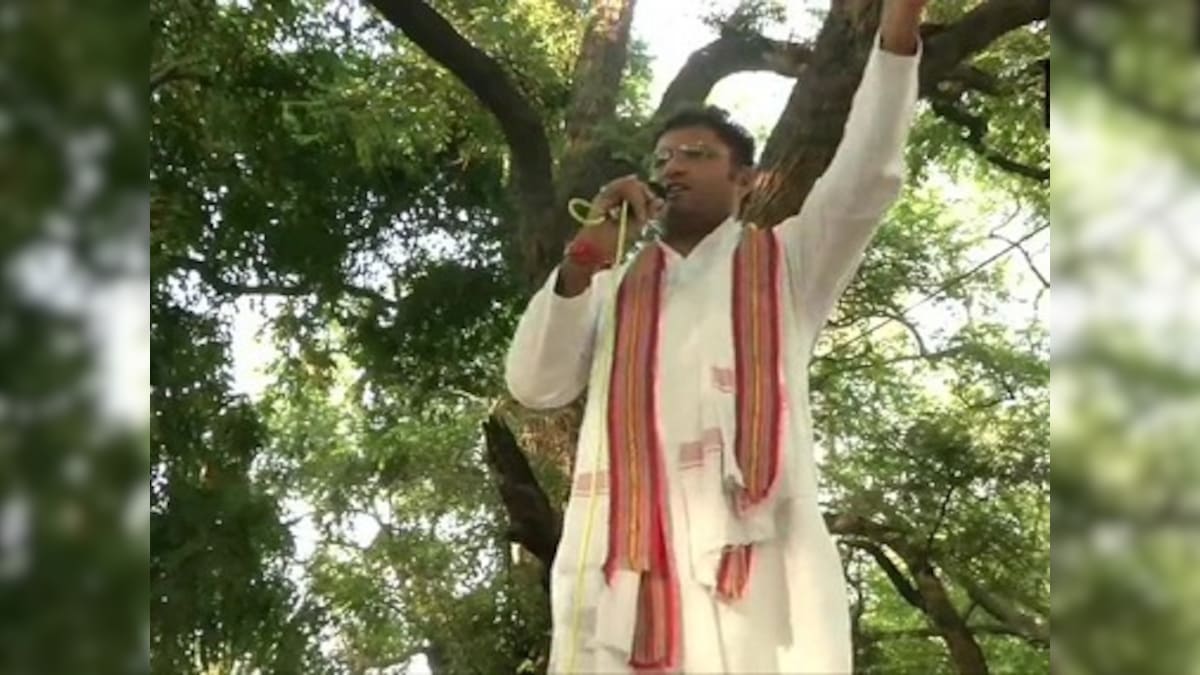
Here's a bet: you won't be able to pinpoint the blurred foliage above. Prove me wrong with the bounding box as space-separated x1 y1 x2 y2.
1053 3 1200 674
147 0 1048 673
1 0 149 673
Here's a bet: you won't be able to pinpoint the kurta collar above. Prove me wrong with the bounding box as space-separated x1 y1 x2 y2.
658 216 742 265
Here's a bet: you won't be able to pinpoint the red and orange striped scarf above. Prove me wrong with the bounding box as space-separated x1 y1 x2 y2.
604 226 783 671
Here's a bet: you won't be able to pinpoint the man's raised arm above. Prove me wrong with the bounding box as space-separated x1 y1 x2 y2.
774 0 924 329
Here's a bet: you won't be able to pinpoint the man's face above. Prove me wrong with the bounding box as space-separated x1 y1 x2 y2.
652 126 751 225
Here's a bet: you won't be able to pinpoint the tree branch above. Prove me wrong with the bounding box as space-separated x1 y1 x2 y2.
848 539 926 611
826 511 907 548
867 623 1039 642
564 0 638 142
924 485 957 555
930 93 1049 182
653 32 814 120
363 0 557 276
482 415 561 593
827 511 991 675
811 346 964 389
989 232 1049 288
920 0 1049 93
952 573 1049 646
170 255 394 306
880 308 931 356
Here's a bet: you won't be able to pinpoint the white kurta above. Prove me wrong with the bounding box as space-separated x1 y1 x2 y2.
506 39 919 674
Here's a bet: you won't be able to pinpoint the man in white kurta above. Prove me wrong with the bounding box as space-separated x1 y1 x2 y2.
505 15 922 674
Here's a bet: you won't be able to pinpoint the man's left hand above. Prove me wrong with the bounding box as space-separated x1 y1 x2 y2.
880 0 926 55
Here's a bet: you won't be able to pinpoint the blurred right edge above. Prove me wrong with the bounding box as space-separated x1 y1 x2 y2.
1052 2 1200 675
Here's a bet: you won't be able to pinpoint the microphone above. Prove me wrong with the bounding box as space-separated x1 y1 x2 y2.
606 179 668 222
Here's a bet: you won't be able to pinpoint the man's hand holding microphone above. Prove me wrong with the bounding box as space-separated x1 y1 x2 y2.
555 175 665 298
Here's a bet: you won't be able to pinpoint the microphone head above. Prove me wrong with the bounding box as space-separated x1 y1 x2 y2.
647 180 668 199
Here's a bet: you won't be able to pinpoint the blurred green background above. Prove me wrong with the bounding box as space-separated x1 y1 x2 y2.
0 0 149 673
1054 1 1200 674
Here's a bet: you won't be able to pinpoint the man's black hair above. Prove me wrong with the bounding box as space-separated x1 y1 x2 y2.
652 105 756 168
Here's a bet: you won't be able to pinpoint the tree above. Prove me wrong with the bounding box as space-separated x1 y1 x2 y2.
150 0 1048 673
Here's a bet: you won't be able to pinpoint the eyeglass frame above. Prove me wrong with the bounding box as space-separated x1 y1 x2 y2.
648 142 727 176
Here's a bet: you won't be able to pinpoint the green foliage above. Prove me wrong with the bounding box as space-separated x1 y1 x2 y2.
151 302 331 674
701 0 787 36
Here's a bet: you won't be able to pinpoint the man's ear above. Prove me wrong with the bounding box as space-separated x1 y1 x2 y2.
734 167 757 218
736 166 757 191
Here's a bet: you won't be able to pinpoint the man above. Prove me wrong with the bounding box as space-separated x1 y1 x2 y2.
506 2 925 672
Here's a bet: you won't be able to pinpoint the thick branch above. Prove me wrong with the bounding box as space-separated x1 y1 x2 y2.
678 0 1048 229
826 511 907 549
363 0 557 279
930 94 1049 181
564 0 638 143
482 415 561 592
838 504 1048 649
941 63 1003 95
150 60 208 93
653 32 814 120
953 573 1049 646
746 12 873 226
920 0 1049 92
851 540 925 610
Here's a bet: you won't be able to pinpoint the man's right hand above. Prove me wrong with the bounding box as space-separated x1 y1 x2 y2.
556 175 664 298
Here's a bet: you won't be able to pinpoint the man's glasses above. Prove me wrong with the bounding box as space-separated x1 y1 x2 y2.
649 143 724 175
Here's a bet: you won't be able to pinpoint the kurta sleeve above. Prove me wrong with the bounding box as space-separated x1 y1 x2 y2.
773 34 921 330
505 265 602 409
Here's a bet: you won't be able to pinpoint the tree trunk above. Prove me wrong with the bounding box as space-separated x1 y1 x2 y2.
746 5 876 227
907 557 991 675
